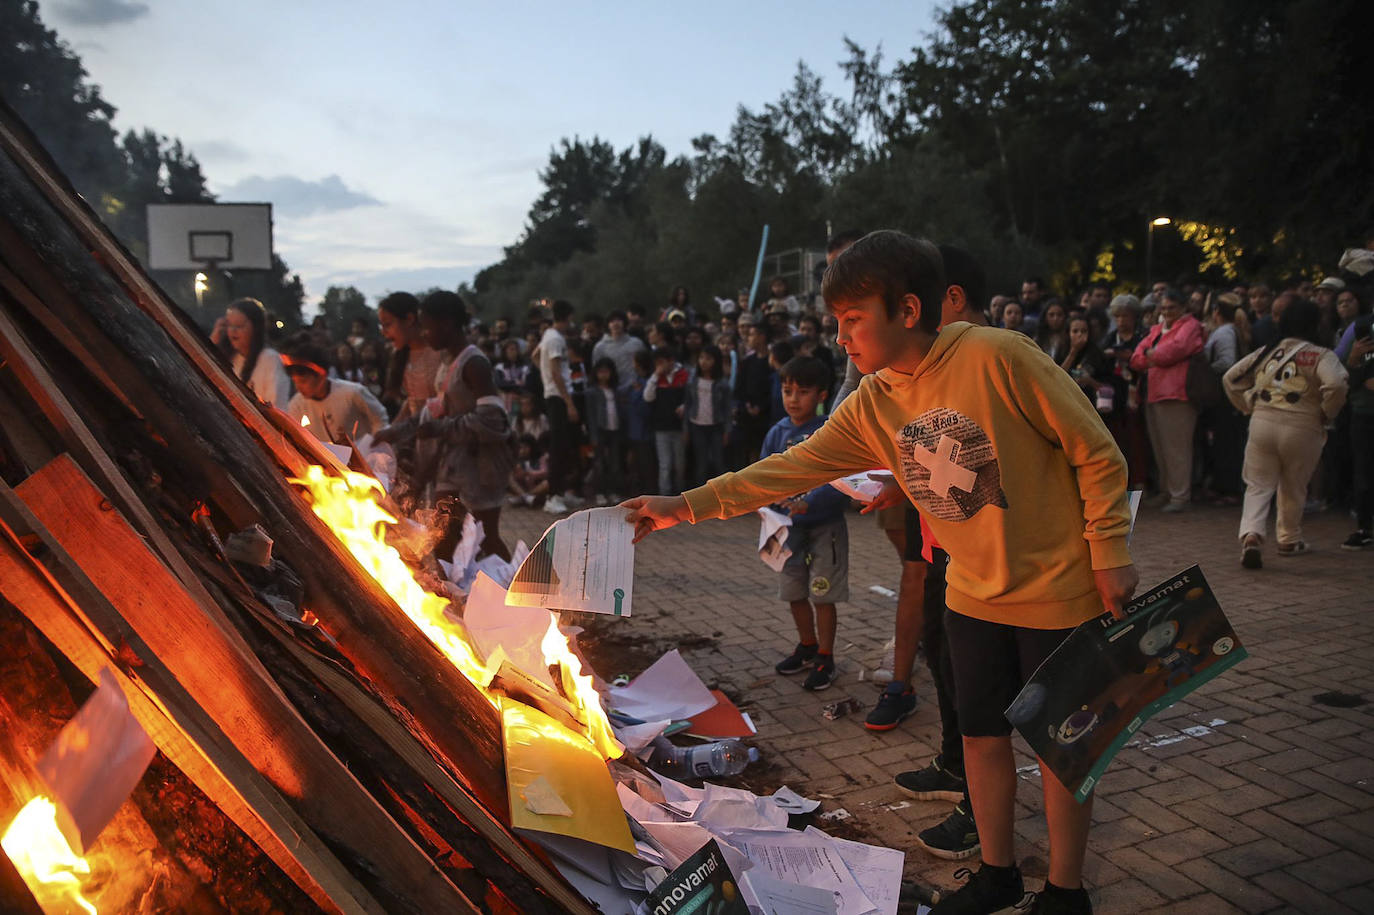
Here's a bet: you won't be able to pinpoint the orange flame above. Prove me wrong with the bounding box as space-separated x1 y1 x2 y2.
2 797 97 915
300 415 310 427
292 466 621 758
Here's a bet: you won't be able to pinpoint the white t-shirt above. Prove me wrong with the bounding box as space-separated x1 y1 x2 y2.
692 377 715 426
601 388 620 432
539 327 571 399
287 378 388 442
232 347 293 409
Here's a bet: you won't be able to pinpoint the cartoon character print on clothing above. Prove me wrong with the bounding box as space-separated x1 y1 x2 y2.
1258 347 1314 406
896 407 1008 522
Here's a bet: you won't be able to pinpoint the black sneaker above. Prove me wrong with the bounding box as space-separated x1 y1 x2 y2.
865 683 917 730
1342 530 1373 551
916 802 980 861
895 756 967 802
1024 883 1092 914
802 654 836 690
775 642 818 675
931 864 1025 914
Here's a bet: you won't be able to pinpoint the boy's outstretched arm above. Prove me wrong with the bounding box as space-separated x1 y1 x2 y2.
622 495 691 543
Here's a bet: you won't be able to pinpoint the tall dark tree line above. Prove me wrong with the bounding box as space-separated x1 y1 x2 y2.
475 0 1370 316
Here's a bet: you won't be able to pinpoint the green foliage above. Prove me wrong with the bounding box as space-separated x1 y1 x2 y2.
316 285 373 342
475 1 1369 314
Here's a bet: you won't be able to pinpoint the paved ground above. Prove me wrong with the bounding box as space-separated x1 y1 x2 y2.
502 499 1374 913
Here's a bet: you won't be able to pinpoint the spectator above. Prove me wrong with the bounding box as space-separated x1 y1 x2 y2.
1225 300 1349 566
210 297 293 410
334 342 363 383
1100 295 1149 489
358 340 387 401
507 435 549 507
1019 276 1045 323
1249 283 1277 349
1001 301 1027 334
512 392 550 450
538 300 584 515
592 309 648 383
643 346 689 494
767 339 796 424
1201 294 1251 502
1342 305 1374 550
1060 315 1110 403
682 344 731 486
733 320 773 465
626 303 649 341
493 339 531 413
765 356 851 692
765 275 801 320
346 316 372 351
662 285 694 325
584 357 626 506
1131 288 1206 511
378 291 443 422
625 348 657 496
1034 301 1070 362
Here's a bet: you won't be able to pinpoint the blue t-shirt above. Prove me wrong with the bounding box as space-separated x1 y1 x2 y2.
760 414 849 526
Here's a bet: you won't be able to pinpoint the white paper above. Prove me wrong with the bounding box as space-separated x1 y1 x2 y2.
828 471 894 504
757 507 793 572
771 785 821 815
744 869 841 914
693 783 789 832
608 649 717 722
614 719 671 754
36 668 156 854
524 775 574 817
322 442 353 464
719 827 875 915
616 783 685 826
463 572 558 689
805 827 903 915
507 507 635 616
1128 489 1143 542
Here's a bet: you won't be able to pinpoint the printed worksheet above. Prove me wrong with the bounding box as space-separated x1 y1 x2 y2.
506 507 635 616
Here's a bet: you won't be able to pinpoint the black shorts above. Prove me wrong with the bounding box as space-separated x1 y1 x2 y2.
945 610 1075 738
902 506 923 563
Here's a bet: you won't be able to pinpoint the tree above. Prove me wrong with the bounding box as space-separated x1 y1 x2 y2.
316 286 372 341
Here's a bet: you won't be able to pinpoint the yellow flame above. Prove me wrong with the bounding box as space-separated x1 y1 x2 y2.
292 466 494 697
540 615 622 759
300 415 311 427
2 797 97 915
292 466 621 759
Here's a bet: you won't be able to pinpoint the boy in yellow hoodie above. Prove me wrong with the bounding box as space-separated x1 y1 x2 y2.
624 231 1138 914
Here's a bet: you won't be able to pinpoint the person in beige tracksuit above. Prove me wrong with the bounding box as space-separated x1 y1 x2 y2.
1223 300 1348 567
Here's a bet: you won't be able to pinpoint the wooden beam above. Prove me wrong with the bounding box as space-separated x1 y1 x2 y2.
0 523 373 915
9 458 481 914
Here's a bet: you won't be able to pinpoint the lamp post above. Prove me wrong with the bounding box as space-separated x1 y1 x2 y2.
1146 216 1171 292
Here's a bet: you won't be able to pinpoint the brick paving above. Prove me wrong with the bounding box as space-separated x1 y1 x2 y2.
501 499 1374 912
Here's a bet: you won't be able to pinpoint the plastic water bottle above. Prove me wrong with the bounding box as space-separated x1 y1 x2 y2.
649 738 759 779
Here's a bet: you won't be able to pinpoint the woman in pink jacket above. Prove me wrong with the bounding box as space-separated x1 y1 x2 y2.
1131 289 1206 511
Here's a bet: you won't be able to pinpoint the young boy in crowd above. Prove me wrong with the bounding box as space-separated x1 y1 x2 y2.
642 347 689 495
764 356 851 691
625 231 1137 914
282 343 388 443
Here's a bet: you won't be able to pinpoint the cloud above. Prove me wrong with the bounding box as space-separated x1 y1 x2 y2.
218 174 381 217
52 0 149 27
191 139 251 165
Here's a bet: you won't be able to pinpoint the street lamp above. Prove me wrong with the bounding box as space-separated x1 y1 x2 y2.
1146 217 1171 292
194 272 209 310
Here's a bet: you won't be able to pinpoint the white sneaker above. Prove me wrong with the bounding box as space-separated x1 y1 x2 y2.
544 494 568 515
522 493 535 506
609 493 623 503
594 493 609 507
507 494 523 507
563 493 586 510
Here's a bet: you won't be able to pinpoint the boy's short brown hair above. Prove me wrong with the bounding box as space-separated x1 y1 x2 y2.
778 355 831 393
822 230 945 333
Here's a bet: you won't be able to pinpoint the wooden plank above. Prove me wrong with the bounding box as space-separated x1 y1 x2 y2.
0 519 372 915
12 457 480 915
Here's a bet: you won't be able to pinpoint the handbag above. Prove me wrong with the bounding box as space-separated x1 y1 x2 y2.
1186 351 1225 410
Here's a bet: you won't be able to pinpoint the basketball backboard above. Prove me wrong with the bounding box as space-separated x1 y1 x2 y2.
146 203 273 270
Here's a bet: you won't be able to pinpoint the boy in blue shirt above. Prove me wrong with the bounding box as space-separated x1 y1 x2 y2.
765 356 851 690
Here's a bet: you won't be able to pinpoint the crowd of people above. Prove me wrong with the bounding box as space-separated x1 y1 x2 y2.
207 229 1371 914
210 230 1374 571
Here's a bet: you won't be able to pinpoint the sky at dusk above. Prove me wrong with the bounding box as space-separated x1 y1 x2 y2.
47 0 940 303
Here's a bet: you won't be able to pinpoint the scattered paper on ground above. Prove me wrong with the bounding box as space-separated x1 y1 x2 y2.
507 507 635 615
608 649 718 722
757 507 792 572
687 689 757 738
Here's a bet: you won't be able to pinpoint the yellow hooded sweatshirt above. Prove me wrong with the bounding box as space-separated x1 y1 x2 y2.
685 323 1133 629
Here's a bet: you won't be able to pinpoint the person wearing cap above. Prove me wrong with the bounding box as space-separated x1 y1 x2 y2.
1315 277 1347 343
283 343 388 444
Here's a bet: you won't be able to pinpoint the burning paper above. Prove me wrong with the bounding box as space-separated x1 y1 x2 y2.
507 507 635 616
36 668 155 855
502 699 635 854
2 797 97 915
